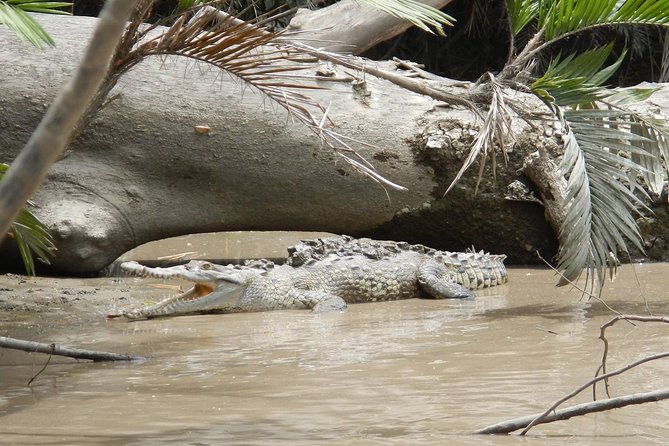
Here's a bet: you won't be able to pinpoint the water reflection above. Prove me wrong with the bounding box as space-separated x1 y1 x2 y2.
1 266 669 445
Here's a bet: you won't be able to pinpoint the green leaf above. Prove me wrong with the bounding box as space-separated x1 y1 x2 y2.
627 115 669 196
0 1 55 47
359 0 455 36
506 0 538 35
607 86 659 105
555 108 665 288
540 0 669 41
178 0 206 9
8 1 71 13
0 0 71 48
532 43 625 107
0 163 56 275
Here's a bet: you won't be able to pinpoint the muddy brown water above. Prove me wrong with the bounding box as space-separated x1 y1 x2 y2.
1 264 669 445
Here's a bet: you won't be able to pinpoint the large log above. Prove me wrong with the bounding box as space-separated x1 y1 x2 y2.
0 14 566 273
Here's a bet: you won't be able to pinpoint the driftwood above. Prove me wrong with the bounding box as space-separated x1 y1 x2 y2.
474 388 669 435
0 13 564 273
0 335 145 362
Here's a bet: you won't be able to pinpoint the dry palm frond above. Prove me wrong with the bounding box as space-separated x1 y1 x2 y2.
110 4 406 190
445 73 514 195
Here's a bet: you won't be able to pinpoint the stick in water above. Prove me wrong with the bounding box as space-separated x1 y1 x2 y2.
0 336 145 362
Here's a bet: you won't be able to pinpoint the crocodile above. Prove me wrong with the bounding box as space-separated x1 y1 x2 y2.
116 235 507 319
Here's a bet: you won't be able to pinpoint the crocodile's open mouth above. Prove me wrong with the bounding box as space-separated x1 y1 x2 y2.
177 283 215 301
108 282 216 319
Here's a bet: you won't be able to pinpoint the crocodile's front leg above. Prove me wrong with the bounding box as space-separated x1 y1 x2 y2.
296 291 348 313
417 261 474 299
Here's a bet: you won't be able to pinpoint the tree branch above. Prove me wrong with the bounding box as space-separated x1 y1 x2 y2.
0 336 145 362
474 349 669 435
285 0 453 54
596 315 669 398
474 388 669 435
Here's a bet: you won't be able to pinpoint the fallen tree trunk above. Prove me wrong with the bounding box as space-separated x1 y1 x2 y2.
0 14 667 273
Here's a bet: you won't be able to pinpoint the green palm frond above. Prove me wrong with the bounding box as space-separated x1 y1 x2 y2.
0 0 71 48
359 0 455 36
557 110 653 287
626 113 669 197
0 163 55 275
533 45 669 288
532 43 624 108
506 0 539 35
540 0 669 41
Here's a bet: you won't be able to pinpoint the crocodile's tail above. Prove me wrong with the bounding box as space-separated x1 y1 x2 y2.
441 251 507 290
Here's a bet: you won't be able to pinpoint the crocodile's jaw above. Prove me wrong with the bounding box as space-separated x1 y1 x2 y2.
123 280 248 320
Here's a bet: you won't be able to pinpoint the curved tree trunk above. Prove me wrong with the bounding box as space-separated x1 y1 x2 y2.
6 13 662 273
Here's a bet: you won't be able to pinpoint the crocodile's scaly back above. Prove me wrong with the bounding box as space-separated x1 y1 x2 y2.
287 235 507 290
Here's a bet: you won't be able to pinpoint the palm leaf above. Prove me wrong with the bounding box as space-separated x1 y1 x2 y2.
540 0 669 41
531 43 625 107
359 0 455 36
556 109 658 288
0 163 55 275
6 1 71 14
506 0 539 35
626 114 669 196
0 0 71 48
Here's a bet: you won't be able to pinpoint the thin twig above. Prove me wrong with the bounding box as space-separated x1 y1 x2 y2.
27 343 54 385
535 251 623 316
595 315 669 398
518 351 669 435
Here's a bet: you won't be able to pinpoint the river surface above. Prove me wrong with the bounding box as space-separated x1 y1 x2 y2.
1 264 669 445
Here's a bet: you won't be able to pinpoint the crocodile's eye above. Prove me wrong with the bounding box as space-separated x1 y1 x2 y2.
201 262 211 270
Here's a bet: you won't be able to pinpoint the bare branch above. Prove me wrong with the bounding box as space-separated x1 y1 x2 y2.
474 387 669 435
0 336 145 362
596 315 669 398
518 351 669 435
